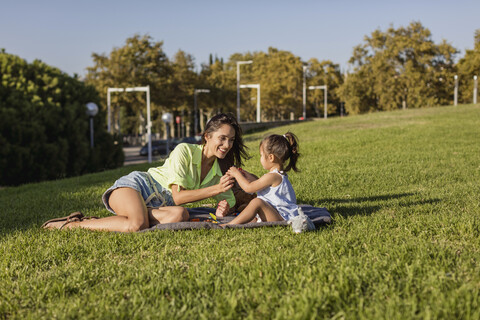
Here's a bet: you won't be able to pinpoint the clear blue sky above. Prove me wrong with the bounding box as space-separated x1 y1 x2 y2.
1 0 479 77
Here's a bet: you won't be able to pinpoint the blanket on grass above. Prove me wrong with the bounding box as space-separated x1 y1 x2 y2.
140 205 331 232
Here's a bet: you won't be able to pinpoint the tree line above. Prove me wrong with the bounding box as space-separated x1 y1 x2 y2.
85 22 480 137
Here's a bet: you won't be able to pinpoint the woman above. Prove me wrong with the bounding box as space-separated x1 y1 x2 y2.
42 113 249 232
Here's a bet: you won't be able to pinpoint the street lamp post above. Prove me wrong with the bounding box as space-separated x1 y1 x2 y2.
474 75 478 104
236 60 253 122
454 75 458 106
308 85 328 119
162 113 173 156
194 89 210 134
85 102 99 148
303 65 307 119
240 84 261 122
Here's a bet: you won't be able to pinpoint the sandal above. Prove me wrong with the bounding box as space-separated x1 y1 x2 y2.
58 215 100 230
58 217 100 230
58 216 83 230
41 211 85 229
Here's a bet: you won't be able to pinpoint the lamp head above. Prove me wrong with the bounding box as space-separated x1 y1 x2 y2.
162 112 173 123
86 102 99 117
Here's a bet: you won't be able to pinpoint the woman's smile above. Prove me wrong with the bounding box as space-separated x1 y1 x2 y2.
218 146 229 155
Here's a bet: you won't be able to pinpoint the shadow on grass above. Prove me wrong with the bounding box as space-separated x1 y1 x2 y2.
331 199 441 218
298 192 441 219
317 192 417 203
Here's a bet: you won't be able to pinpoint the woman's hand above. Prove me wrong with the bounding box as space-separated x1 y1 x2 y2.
217 174 235 194
215 199 230 218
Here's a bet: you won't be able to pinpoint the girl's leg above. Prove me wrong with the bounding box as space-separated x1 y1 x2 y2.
46 187 149 232
148 206 189 226
227 198 283 224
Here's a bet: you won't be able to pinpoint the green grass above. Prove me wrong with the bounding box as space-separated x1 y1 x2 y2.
1 105 480 319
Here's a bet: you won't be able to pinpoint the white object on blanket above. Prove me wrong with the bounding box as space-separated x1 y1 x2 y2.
287 207 316 233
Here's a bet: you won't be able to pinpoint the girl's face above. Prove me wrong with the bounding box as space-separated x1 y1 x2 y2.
204 124 235 159
259 144 272 170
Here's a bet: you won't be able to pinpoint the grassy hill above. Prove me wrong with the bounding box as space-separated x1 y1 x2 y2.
1 105 479 319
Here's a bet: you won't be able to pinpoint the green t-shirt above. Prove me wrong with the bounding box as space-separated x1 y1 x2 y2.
147 143 236 207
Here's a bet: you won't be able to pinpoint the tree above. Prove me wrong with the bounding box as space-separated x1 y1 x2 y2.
306 59 343 116
250 48 303 120
457 30 480 104
199 56 236 119
170 50 197 109
340 22 458 114
85 34 172 136
169 50 199 135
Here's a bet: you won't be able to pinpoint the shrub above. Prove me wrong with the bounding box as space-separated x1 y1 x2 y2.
0 50 123 186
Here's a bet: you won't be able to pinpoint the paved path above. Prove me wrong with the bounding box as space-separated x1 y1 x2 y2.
123 146 165 166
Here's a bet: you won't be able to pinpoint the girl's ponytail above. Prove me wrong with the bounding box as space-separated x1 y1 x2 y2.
283 132 300 172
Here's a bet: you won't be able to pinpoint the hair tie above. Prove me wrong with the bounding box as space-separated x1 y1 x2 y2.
283 134 287 139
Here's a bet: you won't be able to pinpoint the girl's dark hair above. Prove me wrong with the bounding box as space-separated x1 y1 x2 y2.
202 113 250 172
261 131 300 172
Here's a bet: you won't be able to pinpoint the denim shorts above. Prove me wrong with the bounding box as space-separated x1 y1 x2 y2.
102 171 175 214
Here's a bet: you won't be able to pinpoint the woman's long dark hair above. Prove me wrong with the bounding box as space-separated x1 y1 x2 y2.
202 113 250 173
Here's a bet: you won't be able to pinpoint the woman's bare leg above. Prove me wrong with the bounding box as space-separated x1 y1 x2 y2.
45 188 190 232
46 187 149 232
226 198 283 225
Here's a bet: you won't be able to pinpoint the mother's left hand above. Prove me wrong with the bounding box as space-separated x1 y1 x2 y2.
215 199 230 218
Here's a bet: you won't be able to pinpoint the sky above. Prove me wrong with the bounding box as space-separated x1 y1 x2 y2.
1 0 479 77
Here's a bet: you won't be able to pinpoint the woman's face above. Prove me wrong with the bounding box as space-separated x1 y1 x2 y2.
204 124 235 159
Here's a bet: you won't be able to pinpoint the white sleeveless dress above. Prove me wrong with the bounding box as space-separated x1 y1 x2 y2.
256 169 299 221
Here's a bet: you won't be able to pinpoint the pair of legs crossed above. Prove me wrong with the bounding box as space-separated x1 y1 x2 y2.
226 197 283 225
45 187 188 232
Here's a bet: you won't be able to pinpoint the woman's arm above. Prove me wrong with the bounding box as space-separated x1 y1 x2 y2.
227 167 281 194
170 174 234 205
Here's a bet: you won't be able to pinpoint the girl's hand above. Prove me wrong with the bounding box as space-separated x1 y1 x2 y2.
218 174 234 193
216 200 230 218
227 167 241 178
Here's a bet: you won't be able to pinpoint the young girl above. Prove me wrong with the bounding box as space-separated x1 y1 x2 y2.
225 132 300 225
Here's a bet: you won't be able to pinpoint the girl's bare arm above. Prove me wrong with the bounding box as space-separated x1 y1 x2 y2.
240 169 259 182
227 167 281 194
